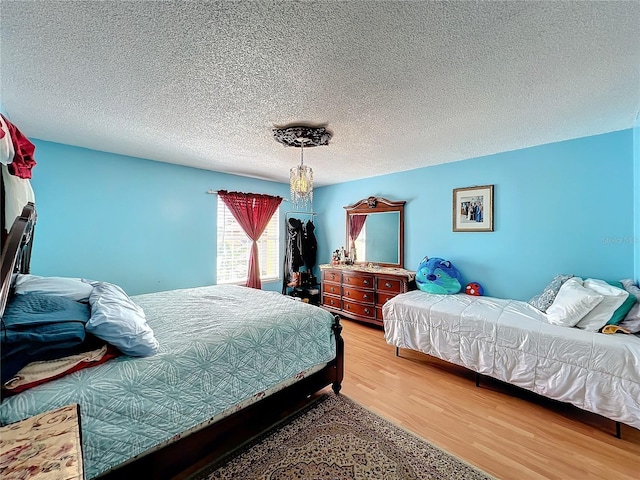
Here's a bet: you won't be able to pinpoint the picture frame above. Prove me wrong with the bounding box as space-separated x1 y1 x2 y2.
452 184 494 232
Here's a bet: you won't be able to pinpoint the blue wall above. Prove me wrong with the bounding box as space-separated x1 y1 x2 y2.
634 115 640 283
314 130 635 301
27 141 290 295
4 115 636 300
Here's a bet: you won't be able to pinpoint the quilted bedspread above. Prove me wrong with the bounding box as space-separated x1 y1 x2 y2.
383 291 640 430
0 285 337 478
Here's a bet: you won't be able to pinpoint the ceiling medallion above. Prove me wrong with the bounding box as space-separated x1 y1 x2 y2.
272 125 332 148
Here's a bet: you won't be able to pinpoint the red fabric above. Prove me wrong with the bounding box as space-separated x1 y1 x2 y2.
349 214 367 248
2 346 120 395
218 190 283 289
1 114 36 179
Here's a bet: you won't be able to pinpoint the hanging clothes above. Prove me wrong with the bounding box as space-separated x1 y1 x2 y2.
282 217 305 293
302 220 317 270
0 114 36 179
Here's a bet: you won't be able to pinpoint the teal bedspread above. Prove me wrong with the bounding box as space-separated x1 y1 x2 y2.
0 285 337 478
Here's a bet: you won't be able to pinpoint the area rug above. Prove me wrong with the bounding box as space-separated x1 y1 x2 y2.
190 393 494 480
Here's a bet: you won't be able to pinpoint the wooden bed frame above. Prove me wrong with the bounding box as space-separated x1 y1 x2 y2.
0 203 345 479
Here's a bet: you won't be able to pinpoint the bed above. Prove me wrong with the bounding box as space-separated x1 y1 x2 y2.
0 203 344 479
382 290 640 433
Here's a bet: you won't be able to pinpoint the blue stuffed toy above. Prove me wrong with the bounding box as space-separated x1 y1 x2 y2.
416 256 463 294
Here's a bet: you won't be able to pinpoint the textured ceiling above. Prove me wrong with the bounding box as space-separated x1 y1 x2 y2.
1 1 639 187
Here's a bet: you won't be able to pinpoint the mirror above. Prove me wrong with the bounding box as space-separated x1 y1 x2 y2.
344 196 405 268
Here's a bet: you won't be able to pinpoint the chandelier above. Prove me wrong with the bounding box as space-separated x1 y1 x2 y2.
273 125 332 211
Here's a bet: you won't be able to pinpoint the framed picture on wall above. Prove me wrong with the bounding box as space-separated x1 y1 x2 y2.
452 185 494 232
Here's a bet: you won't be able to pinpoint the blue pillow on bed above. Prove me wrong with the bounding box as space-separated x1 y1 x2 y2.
85 282 159 357
1 292 90 384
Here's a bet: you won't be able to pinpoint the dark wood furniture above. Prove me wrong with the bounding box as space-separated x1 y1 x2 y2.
320 264 415 327
0 203 344 480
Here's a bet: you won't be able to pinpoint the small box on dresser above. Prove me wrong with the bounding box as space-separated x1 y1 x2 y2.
320 264 415 327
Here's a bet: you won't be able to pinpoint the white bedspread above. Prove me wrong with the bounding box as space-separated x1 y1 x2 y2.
383 291 640 430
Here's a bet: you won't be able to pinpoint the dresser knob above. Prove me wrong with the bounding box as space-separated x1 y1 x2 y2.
363 294 369 299
385 282 392 288
365 308 370 314
363 280 369 285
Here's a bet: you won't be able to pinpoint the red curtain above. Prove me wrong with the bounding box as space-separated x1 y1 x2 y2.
349 214 367 248
218 190 283 289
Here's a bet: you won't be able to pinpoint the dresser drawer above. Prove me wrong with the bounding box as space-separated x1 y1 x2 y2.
342 272 374 289
323 283 341 296
322 294 342 310
343 300 375 318
343 286 374 304
322 269 342 284
376 291 398 307
376 277 403 293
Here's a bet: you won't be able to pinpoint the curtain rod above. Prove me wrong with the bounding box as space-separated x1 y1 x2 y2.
206 189 289 201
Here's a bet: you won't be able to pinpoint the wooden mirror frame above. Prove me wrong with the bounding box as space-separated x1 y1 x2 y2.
344 196 405 268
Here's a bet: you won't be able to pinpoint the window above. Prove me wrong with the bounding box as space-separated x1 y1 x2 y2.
354 226 367 262
216 198 280 284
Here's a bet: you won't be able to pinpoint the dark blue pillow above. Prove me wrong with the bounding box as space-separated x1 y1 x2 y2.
1 293 90 383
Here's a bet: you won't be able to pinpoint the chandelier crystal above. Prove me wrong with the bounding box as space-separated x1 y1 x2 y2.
290 142 313 210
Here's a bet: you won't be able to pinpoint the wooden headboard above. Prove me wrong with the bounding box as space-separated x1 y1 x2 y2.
0 202 36 317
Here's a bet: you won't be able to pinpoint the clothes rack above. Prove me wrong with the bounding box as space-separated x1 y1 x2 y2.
285 211 317 220
283 212 318 295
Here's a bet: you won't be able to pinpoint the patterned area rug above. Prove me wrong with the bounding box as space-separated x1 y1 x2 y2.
190 393 494 480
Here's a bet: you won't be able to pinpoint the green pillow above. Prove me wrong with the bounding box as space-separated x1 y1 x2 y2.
605 281 638 325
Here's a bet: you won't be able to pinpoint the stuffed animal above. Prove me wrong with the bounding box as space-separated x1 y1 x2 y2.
465 282 484 296
415 256 462 294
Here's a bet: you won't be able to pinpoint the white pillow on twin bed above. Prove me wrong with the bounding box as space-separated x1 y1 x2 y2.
574 279 629 332
14 274 94 302
545 277 604 327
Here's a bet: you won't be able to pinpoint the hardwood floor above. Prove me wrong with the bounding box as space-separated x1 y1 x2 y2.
331 318 640 480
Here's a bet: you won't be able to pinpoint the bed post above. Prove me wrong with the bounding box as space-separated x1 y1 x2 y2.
0 203 36 317
331 315 344 394
616 421 621 439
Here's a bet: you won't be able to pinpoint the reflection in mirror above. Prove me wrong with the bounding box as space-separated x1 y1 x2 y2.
345 196 405 268
351 212 400 264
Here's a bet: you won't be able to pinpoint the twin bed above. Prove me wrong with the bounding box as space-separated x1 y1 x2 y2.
0 204 344 479
383 289 640 433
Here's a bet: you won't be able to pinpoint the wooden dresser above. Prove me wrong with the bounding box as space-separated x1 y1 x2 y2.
320 264 415 327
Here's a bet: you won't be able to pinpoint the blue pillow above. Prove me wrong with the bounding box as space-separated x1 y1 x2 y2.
86 282 159 357
1 293 90 383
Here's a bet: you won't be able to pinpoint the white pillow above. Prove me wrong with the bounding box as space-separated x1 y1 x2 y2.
86 281 159 357
14 274 94 302
575 279 629 332
545 277 603 327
